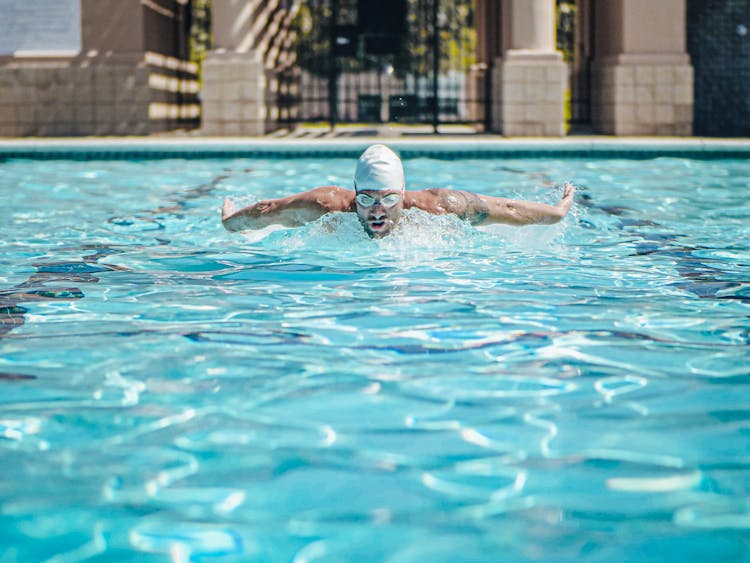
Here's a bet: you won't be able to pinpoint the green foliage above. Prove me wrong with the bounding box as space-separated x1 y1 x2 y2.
292 0 476 77
556 0 575 130
292 3 332 76
189 0 213 71
556 0 576 62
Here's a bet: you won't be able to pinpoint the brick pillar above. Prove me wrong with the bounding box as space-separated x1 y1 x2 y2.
491 0 567 136
201 51 266 136
591 0 693 136
200 1 266 136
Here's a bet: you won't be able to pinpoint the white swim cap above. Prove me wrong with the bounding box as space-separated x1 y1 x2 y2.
354 144 405 194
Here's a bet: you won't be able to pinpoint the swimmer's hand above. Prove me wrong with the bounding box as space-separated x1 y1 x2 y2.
222 197 256 231
222 198 236 222
556 183 576 218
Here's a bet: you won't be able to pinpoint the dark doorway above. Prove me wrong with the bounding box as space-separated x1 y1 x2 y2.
688 0 750 136
557 0 593 133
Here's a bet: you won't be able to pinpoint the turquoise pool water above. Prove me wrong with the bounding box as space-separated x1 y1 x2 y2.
1 150 749 561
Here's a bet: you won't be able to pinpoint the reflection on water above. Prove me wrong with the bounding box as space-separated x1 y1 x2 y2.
0 156 748 561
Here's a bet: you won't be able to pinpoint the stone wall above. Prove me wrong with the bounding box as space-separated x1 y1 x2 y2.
0 55 199 137
200 52 266 136
492 55 567 136
591 59 693 136
0 0 198 137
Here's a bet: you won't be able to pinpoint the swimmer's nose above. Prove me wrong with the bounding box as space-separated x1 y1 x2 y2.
370 208 386 220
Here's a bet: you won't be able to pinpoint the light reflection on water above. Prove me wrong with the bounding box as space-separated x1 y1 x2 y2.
0 156 749 561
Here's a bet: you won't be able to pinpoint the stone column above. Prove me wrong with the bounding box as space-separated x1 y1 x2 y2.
200 1 266 136
591 0 693 136
491 0 566 136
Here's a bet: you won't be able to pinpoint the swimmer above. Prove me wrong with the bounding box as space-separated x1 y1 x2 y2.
222 144 575 238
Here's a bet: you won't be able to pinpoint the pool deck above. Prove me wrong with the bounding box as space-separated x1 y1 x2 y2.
1 130 749 159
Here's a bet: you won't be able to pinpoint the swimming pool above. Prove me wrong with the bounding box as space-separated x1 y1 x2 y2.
1 141 749 561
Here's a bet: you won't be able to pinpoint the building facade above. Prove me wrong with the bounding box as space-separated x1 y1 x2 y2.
474 0 693 136
0 0 199 136
0 0 747 137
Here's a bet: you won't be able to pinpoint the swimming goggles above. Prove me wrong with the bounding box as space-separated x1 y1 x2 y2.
355 193 402 207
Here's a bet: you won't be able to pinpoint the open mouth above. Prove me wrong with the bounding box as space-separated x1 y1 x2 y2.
369 220 386 230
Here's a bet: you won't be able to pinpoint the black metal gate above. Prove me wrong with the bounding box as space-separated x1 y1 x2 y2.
281 0 484 130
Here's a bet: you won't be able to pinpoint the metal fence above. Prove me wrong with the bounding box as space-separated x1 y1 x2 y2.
280 0 485 130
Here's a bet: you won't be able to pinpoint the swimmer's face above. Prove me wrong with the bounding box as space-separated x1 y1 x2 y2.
355 189 404 238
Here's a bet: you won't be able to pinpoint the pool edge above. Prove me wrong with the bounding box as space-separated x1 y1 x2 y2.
0 136 749 159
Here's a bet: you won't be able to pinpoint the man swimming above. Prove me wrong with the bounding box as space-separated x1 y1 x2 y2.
222 144 575 238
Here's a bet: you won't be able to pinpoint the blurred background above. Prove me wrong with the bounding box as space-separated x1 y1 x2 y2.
0 0 747 137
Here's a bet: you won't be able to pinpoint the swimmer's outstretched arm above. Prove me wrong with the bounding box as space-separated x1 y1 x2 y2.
407 183 575 226
478 183 575 225
222 186 354 231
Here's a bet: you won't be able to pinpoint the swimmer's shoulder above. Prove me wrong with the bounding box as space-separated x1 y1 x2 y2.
403 188 446 212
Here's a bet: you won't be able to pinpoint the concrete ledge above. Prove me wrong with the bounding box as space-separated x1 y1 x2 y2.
0 137 749 159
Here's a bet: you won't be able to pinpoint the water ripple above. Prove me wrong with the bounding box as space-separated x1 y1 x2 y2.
401 375 576 402
130 520 245 561
674 500 750 530
1 156 749 560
